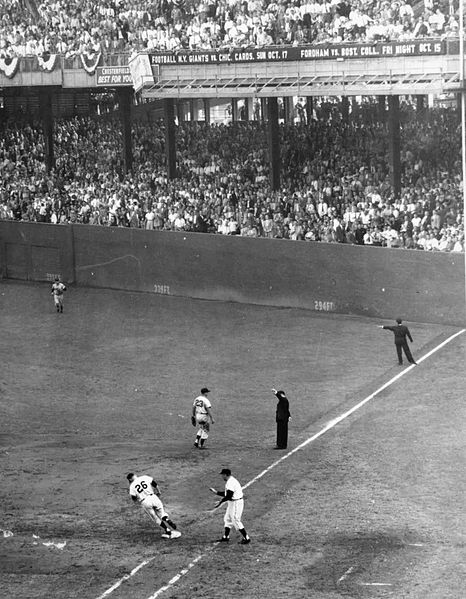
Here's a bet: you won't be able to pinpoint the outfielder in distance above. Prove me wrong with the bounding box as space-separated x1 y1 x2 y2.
192 387 215 449
209 468 251 545
126 473 181 539
378 318 417 366
51 276 66 313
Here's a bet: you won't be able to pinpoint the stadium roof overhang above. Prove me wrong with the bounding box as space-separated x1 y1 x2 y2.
140 70 461 99
129 49 463 99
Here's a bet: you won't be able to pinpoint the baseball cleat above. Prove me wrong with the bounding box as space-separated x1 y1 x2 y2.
216 537 229 542
239 538 251 545
162 531 181 539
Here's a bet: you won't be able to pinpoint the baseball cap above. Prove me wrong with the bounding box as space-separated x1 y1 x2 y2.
201 387 210 394
126 473 134 481
396 318 402 324
220 468 231 476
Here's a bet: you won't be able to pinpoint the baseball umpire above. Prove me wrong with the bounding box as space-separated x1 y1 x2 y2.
271 388 291 449
378 318 417 366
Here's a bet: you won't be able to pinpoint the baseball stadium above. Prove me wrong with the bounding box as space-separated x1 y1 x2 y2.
1 1 466 598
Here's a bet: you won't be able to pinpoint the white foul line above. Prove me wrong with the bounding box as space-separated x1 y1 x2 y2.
95 328 465 599
337 566 355 583
95 557 157 599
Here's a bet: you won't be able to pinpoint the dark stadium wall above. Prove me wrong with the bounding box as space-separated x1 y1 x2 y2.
0 222 464 326
0 222 74 283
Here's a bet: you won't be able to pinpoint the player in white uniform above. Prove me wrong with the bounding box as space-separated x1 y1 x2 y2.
209 468 251 544
192 387 215 449
51 277 67 313
126 473 181 539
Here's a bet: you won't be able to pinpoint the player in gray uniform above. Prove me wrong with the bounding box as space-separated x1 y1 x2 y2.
192 387 215 449
209 468 251 544
51 276 66 313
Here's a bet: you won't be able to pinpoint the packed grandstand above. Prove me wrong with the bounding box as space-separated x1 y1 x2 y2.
0 99 463 252
0 0 463 252
0 0 460 58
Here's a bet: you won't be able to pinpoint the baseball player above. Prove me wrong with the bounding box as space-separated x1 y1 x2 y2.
209 468 251 544
191 387 215 449
51 276 67 313
126 473 181 539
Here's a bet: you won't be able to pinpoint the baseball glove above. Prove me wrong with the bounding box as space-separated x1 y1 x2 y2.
191 416 196 427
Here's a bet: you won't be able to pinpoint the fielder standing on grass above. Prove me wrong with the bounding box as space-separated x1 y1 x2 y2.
378 318 417 366
126 473 181 539
209 468 251 545
51 276 66 313
192 387 215 449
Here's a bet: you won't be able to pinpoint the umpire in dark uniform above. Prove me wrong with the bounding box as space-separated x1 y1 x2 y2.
378 318 417 365
271 388 291 449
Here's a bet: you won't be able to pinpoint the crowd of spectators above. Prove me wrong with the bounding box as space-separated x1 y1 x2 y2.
0 0 460 58
0 102 463 252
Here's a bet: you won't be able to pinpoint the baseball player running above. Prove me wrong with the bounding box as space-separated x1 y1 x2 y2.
192 387 215 449
51 276 67 313
126 473 181 539
209 468 251 544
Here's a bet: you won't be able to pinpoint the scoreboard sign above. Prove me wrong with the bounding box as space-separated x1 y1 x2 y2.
149 40 445 65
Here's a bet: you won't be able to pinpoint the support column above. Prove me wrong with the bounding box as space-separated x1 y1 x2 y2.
416 95 425 114
246 97 254 121
388 95 401 198
176 101 186 122
378 95 386 124
284 97 294 123
341 96 350 124
267 97 280 191
118 88 133 174
306 97 314 123
39 89 54 173
203 98 210 123
231 99 238 121
164 98 177 180
259 98 267 121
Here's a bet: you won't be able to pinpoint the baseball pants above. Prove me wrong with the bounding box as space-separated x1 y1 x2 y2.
141 494 168 523
196 417 210 440
395 341 415 364
224 499 245 531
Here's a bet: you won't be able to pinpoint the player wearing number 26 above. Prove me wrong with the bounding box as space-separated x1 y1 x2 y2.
126 473 181 539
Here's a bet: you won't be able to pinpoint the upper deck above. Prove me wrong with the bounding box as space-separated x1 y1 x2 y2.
0 39 463 98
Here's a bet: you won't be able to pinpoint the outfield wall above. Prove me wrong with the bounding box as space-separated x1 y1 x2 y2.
0 221 464 325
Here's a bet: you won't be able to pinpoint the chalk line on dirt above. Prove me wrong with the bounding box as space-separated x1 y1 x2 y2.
96 328 465 599
95 558 157 599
